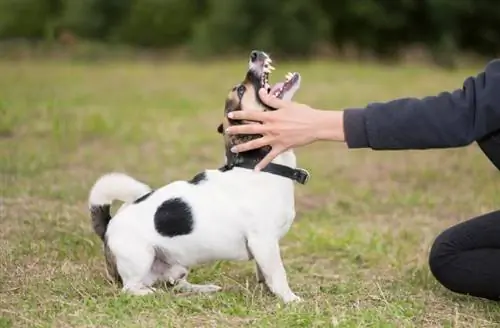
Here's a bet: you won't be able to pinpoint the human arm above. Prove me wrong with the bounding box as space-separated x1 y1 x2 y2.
226 59 500 169
344 59 500 149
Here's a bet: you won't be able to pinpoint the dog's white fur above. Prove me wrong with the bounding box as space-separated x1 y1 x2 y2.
88 62 303 303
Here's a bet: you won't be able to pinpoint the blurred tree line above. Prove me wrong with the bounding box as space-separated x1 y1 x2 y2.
0 0 499 62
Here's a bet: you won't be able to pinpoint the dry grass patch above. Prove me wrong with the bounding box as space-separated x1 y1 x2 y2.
1 58 499 327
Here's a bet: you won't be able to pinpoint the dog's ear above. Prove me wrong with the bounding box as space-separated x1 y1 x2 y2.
218 91 238 135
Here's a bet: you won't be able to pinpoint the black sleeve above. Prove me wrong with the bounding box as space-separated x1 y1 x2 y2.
343 59 500 150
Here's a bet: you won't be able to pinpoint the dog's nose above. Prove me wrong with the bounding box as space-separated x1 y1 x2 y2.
250 50 258 63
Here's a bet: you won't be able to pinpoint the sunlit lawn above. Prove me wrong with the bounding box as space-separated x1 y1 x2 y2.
1 56 499 327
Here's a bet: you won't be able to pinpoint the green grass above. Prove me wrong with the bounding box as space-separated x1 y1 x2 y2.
1 56 499 328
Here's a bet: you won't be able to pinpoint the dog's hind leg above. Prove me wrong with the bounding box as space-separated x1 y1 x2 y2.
247 235 301 303
173 279 222 294
155 262 187 285
150 251 221 294
110 238 157 296
170 269 222 294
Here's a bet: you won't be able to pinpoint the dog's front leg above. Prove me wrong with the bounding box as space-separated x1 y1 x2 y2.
247 236 301 303
255 262 265 283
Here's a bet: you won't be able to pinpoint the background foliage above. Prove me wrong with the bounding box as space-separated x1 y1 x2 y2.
1 0 499 62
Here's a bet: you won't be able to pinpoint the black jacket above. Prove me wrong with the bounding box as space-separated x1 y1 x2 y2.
343 59 500 170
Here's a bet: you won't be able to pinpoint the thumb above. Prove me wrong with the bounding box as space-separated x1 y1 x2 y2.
258 88 288 110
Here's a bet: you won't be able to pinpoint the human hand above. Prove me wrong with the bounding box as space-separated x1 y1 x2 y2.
225 88 344 171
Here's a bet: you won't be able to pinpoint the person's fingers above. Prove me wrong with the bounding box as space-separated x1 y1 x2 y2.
258 88 289 109
225 123 267 135
254 147 283 172
230 136 274 153
227 110 268 121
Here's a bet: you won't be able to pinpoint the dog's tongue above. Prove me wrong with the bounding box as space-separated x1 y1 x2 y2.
269 82 284 96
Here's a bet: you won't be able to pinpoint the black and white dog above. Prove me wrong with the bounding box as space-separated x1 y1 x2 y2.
88 50 310 303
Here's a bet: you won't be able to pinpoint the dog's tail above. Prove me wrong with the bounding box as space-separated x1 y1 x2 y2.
88 172 151 285
88 172 152 241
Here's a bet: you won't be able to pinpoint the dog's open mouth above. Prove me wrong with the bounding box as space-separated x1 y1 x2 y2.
268 72 300 99
260 58 299 100
249 51 299 101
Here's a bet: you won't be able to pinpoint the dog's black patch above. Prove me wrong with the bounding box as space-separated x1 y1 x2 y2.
133 190 154 204
154 197 194 237
188 171 207 185
104 237 122 285
217 123 223 134
90 204 111 241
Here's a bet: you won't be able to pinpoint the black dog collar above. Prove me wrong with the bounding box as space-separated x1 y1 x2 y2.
219 155 310 185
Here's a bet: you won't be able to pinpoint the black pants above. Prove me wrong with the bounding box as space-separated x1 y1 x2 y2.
429 209 500 301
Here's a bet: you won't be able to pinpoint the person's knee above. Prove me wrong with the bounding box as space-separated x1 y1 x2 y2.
428 228 457 286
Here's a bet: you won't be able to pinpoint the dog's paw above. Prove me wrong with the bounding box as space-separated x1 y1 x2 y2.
123 286 156 296
174 281 222 294
283 293 302 304
194 284 222 293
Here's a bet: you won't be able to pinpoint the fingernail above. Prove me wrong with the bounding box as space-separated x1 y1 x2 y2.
227 112 234 118
230 147 237 153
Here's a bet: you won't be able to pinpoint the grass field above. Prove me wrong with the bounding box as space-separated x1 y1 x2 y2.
1 56 500 328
